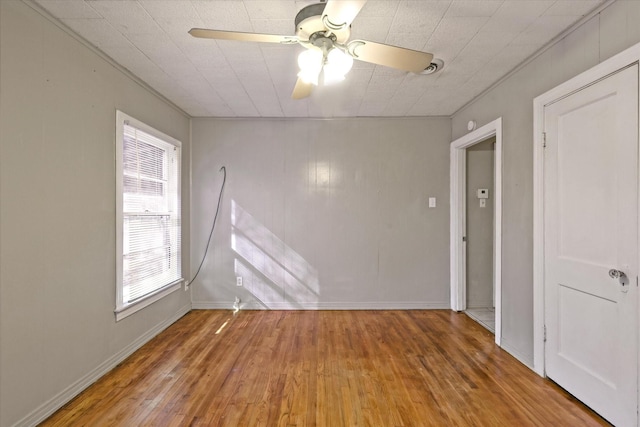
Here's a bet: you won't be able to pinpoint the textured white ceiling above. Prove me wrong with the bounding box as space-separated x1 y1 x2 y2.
33 0 604 117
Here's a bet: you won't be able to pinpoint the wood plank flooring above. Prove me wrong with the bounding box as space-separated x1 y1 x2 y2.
41 310 608 426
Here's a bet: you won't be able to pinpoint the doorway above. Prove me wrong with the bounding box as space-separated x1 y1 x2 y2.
450 118 503 346
464 138 496 333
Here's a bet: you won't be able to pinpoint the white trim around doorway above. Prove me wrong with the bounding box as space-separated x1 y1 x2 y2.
450 118 503 346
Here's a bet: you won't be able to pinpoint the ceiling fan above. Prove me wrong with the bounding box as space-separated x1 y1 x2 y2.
189 0 435 99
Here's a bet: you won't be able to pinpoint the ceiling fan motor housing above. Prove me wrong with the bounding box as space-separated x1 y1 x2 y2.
295 3 351 46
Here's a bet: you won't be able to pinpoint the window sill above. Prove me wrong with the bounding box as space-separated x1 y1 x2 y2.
115 279 183 322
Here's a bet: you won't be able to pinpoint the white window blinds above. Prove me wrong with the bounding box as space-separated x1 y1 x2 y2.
116 112 182 319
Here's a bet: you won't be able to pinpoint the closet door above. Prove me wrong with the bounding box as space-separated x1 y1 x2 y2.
544 64 638 427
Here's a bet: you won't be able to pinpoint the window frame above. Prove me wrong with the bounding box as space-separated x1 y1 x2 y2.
115 110 183 321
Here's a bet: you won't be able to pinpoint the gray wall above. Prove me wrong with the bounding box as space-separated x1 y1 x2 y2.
190 118 451 309
0 2 191 426
466 138 495 308
452 0 640 365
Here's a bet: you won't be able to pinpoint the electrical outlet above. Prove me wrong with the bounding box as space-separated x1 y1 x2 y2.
236 276 243 287
184 280 190 291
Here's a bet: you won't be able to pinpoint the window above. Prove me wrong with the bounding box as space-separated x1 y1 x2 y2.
115 111 182 321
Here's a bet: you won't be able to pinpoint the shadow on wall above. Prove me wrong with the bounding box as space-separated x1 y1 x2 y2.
231 200 319 308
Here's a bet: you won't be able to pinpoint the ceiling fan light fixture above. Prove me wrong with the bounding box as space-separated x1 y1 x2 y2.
323 48 353 85
323 65 346 85
298 68 321 85
297 49 323 85
298 49 322 70
327 48 353 73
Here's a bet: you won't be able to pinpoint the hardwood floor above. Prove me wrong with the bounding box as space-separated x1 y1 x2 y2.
41 310 608 426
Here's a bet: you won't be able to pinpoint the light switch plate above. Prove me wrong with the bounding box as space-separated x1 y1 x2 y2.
429 197 436 208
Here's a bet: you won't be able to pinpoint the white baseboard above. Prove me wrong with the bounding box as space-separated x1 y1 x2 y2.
501 340 534 371
191 301 450 310
466 302 495 309
13 303 191 427
192 301 235 309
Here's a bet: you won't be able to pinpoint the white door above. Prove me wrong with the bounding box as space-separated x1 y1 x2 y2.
544 64 638 427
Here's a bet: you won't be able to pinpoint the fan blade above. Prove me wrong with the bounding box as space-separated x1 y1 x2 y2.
189 28 298 44
322 0 367 30
347 40 434 73
292 78 314 99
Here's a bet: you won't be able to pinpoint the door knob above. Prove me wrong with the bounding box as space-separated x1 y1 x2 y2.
609 269 629 292
609 269 626 279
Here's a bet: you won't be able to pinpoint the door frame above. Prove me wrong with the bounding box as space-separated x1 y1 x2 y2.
533 42 640 377
450 118 503 346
